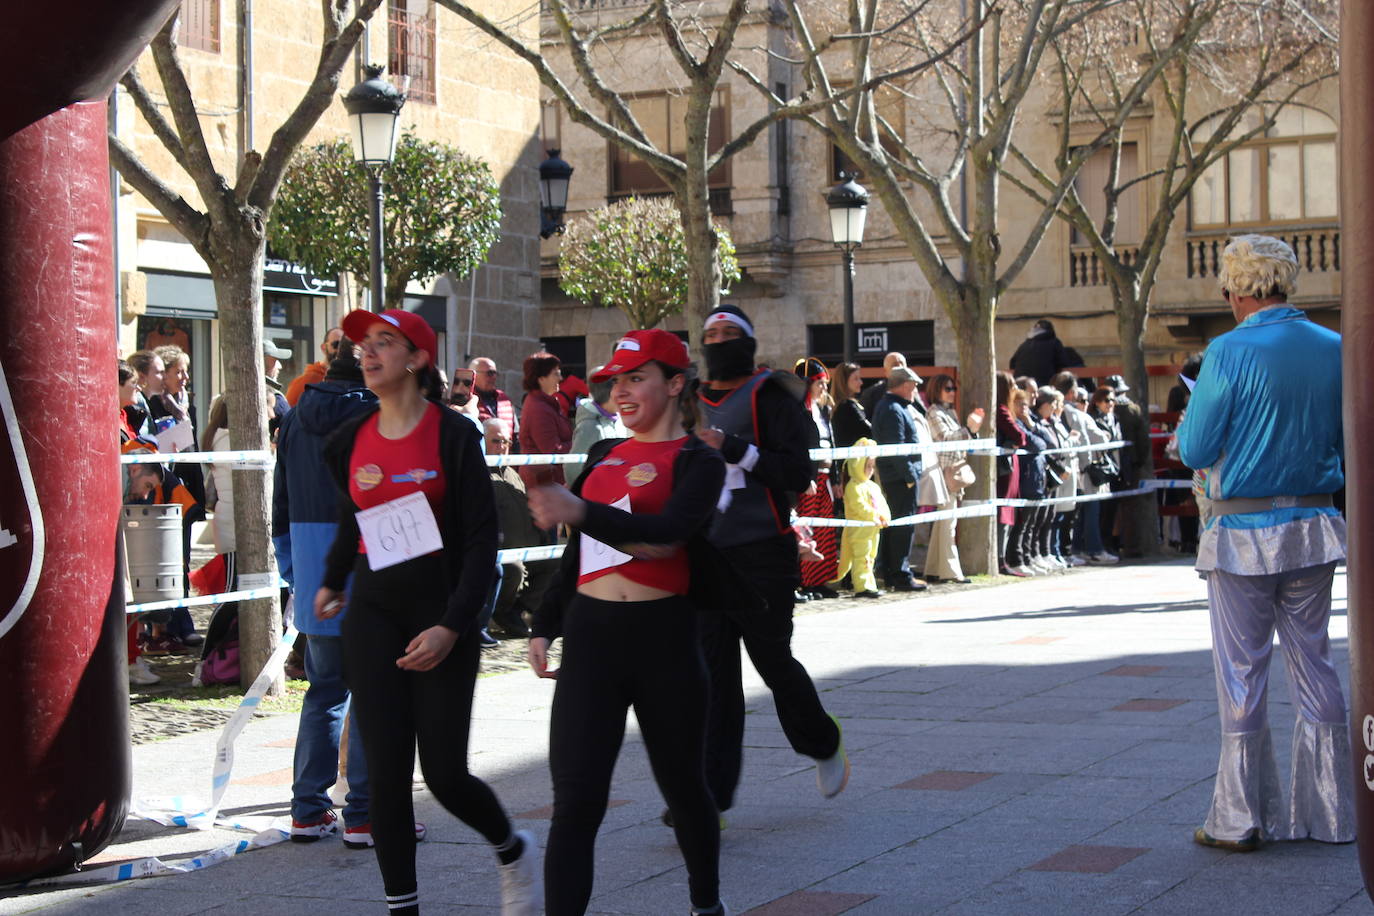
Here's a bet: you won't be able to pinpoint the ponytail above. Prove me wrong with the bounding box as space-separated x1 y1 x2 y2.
653 360 701 433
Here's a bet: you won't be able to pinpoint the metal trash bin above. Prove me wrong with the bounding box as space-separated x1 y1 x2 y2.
121 504 183 608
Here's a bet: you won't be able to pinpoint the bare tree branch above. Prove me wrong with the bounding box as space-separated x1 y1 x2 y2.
108 135 211 262
247 0 386 211
119 69 188 168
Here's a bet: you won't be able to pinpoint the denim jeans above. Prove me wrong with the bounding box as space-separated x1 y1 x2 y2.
292 635 370 826
1076 501 1105 554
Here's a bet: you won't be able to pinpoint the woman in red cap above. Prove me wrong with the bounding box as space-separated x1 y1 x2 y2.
314 309 539 916
526 328 739 916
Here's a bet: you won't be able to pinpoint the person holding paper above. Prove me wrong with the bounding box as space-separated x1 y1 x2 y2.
315 309 538 916
525 329 740 916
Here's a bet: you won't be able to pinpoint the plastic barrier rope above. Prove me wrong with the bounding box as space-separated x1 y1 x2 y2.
120 450 274 466
6 831 286 889
126 585 283 616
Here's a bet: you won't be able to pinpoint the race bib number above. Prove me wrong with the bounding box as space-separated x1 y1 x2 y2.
579 495 633 577
356 491 444 571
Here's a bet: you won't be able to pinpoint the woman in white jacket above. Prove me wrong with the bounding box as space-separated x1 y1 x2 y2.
922 374 981 584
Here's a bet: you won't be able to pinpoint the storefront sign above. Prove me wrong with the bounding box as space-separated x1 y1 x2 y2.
263 257 337 296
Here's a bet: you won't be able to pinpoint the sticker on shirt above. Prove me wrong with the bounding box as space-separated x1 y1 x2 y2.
392 468 439 484
597 457 626 467
580 494 633 577
354 463 384 491
627 462 658 487
356 490 444 571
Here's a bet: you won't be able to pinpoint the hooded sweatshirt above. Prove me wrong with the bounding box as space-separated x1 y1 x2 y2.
271 379 378 636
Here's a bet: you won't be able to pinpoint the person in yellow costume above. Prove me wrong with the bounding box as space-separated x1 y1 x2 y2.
829 438 890 599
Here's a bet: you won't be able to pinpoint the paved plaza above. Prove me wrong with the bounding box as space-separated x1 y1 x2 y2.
5 559 1371 915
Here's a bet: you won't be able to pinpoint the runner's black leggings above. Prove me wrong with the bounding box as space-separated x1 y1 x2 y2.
547 594 719 914
343 553 514 902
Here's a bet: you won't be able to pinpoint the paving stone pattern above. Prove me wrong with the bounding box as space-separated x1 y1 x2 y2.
11 560 1373 915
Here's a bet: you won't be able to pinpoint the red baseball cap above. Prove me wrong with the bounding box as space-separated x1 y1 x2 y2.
340 308 438 369
591 329 691 382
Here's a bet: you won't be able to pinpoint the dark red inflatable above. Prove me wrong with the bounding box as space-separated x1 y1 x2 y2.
0 0 181 882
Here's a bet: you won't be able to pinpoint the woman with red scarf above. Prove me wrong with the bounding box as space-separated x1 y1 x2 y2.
793 357 839 599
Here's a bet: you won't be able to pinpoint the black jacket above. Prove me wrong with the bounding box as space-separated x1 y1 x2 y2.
831 398 871 449
320 402 497 635
532 435 766 640
1009 327 1070 386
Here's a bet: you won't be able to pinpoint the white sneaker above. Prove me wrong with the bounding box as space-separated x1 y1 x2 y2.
1069 554 1089 567
1028 557 1053 574
498 829 541 916
129 657 160 686
1089 551 1120 565
1012 564 1038 577
816 714 850 798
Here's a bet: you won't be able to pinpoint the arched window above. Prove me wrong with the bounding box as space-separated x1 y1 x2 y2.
1190 107 1336 229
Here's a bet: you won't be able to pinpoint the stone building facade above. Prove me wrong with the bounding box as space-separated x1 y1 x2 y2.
535 4 1340 409
113 0 543 401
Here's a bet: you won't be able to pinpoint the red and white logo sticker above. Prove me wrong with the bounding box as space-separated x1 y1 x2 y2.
0 362 44 640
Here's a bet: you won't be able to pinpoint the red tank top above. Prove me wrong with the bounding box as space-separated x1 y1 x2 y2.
349 404 446 553
577 436 689 593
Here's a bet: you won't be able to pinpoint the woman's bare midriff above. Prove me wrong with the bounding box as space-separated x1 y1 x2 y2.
577 572 675 603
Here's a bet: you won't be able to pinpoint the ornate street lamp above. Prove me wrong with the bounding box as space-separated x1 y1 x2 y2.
826 172 869 364
539 149 574 239
342 64 406 310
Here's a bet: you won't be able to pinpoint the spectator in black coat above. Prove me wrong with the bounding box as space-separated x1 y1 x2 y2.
1009 319 1071 386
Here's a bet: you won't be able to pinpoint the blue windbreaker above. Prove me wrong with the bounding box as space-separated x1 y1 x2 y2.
272 380 377 636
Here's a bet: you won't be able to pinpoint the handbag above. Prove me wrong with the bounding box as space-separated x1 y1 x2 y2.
1086 460 1117 487
1044 459 1064 489
945 459 976 489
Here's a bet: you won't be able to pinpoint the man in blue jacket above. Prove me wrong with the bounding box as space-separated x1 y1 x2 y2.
272 343 395 848
872 367 926 591
1178 235 1351 852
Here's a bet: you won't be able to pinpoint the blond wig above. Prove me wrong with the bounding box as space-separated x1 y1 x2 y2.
1218 234 1299 301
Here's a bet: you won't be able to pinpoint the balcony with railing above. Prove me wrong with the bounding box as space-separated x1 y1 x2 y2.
1186 225 1340 279
1068 245 1141 287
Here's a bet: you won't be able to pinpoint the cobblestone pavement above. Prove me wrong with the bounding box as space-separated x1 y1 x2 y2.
126 559 1117 744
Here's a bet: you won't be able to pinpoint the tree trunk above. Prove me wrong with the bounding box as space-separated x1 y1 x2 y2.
678 105 722 357
949 287 998 575
1114 284 1161 557
210 238 283 694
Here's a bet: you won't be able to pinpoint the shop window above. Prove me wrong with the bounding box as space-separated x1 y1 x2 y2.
1190 107 1337 229
178 0 220 53
608 89 730 212
389 0 436 104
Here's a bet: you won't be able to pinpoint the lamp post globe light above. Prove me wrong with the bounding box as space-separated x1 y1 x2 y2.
539 149 574 239
342 64 406 311
826 171 869 365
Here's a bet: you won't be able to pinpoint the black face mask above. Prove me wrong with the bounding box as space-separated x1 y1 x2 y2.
704 337 757 381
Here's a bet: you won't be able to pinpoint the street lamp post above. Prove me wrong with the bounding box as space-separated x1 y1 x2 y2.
539 149 574 239
826 172 870 364
342 64 406 311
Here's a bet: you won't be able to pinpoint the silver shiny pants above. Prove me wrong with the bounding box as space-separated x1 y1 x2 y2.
1204 562 1355 842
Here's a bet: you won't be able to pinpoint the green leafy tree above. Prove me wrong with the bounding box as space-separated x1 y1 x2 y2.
269 133 502 308
558 196 739 330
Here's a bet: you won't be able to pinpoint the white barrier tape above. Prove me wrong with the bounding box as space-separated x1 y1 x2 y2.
813 439 999 460
1033 440 1128 457
797 502 999 528
6 828 287 889
132 626 300 832
486 452 587 467
121 450 275 467
126 584 284 616
796 481 1193 529
497 544 566 563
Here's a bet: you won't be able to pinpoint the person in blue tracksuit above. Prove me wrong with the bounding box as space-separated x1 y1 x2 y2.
271 343 389 847
1177 234 1352 852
